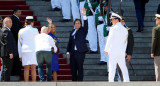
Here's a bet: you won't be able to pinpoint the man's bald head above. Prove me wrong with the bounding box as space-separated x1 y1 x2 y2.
41 26 48 33
3 17 12 28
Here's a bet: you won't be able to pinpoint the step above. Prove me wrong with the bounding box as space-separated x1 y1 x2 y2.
84 69 155 76
20 75 72 81
29 6 51 11
59 47 152 54
55 31 153 38
83 76 155 81
1 16 38 21
26 1 50 6
34 11 62 17
41 22 73 27
37 17 63 22
0 5 30 10
83 58 153 65
0 10 33 15
83 64 154 70
0 1 26 5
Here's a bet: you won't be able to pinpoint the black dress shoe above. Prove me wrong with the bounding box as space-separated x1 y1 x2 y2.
55 8 61 11
87 50 98 54
97 61 107 65
53 7 61 11
136 29 142 32
137 27 144 32
104 72 109 76
60 19 71 22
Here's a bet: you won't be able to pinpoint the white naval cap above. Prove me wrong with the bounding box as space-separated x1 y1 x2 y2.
26 16 34 20
155 14 160 19
110 12 122 20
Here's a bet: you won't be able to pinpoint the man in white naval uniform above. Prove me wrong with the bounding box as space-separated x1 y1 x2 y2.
60 0 80 22
104 13 130 82
51 0 61 11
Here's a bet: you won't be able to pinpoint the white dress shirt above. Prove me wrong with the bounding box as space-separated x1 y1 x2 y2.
35 33 57 53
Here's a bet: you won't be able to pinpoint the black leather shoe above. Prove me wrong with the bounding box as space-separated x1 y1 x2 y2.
60 19 71 22
137 27 144 32
104 72 109 76
87 50 98 54
54 7 61 11
97 61 107 65
136 29 142 32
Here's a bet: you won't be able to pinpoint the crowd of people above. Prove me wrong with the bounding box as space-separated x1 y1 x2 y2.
0 0 160 82
0 7 59 82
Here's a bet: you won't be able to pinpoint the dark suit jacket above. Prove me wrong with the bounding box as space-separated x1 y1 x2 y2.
11 15 23 43
151 25 160 56
157 4 160 14
126 28 134 55
0 27 17 57
67 20 88 55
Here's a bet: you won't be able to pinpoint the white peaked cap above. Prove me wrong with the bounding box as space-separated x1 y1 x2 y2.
26 16 34 20
156 14 160 18
110 12 122 20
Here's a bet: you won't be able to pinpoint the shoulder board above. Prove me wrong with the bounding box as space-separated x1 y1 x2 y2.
126 28 130 30
153 25 160 30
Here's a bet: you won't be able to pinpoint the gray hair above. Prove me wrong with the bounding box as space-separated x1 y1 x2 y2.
41 26 48 33
3 17 11 23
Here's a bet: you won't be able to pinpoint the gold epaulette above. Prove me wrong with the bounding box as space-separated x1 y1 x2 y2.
126 28 130 31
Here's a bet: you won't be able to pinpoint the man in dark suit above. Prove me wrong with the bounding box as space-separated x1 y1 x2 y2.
157 4 160 14
66 8 88 81
0 16 2 29
133 0 149 32
151 14 160 82
10 7 23 78
0 17 17 81
117 17 134 82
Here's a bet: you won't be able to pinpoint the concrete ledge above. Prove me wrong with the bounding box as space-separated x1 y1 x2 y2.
57 82 160 86
1 82 160 86
0 82 56 86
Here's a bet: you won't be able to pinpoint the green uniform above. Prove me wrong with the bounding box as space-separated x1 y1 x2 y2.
126 28 134 55
84 0 99 16
151 25 160 56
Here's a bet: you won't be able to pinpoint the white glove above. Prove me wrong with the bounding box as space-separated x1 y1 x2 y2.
98 16 103 21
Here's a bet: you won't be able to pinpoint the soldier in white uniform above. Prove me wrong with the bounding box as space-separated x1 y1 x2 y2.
84 0 98 53
60 0 80 22
96 2 109 66
18 16 39 82
104 13 130 82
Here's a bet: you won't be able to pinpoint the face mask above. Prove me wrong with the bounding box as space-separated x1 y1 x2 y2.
0 23 2 28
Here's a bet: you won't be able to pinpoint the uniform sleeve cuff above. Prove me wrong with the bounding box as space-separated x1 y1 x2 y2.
83 16 87 20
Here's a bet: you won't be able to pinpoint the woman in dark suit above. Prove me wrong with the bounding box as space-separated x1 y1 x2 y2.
66 8 88 81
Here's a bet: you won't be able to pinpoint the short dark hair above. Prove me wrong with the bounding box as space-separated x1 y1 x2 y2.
74 19 82 25
13 7 21 13
25 20 34 25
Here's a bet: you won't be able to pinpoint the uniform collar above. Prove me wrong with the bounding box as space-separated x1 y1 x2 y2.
115 22 121 25
26 25 33 28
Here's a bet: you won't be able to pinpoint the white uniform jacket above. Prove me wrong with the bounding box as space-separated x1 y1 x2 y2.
104 22 128 55
18 25 39 57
